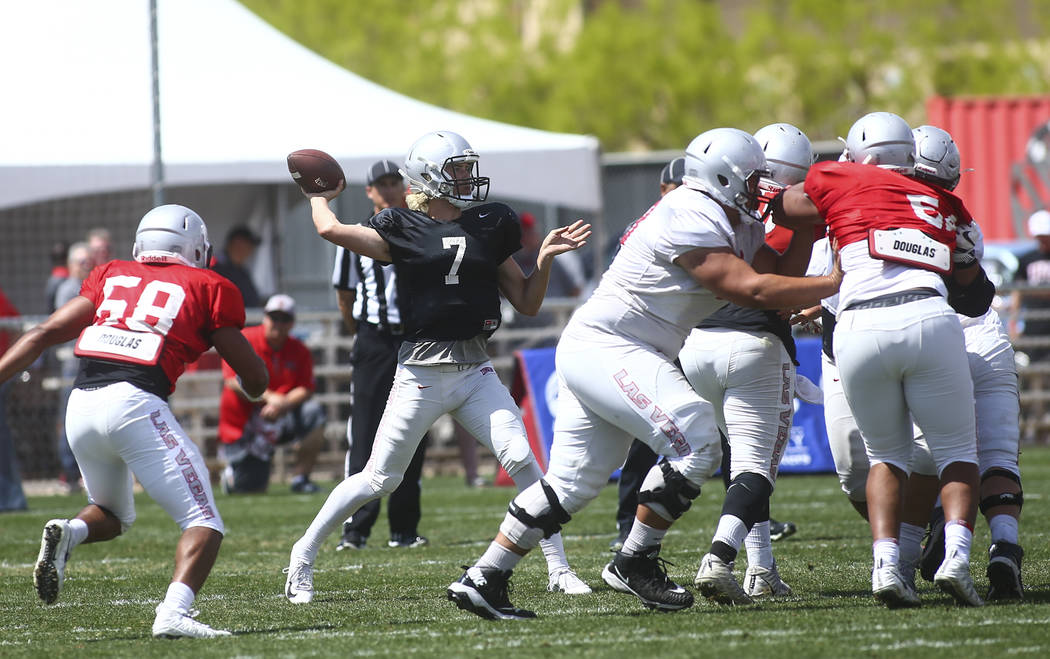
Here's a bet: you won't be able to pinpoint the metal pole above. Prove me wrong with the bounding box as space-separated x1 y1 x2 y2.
149 0 165 207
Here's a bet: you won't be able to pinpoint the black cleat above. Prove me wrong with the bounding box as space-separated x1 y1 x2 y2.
986 541 1025 601
918 507 945 583
769 519 797 542
447 566 536 621
601 545 694 611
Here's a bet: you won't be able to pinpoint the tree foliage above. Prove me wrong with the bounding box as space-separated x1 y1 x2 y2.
242 0 1050 149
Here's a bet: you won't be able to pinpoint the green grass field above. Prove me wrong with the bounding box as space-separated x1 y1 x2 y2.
2 446 1049 658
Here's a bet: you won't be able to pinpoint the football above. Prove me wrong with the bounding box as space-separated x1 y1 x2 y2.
287 149 345 193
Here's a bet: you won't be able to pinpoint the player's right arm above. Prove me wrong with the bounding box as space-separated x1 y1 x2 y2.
0 296 95 384
212 326 268 400
677 247 841 310
307 187 391 262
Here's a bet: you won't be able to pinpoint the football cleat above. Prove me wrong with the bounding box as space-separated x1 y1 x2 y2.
289 477 321 494
769 519 798 542
744 561 793 599
283 555 314 604
986 541 1025 601
872 563 921 609
695 553 753 605
602 545 694 611
152 603 232 639
547 568 592 595
934 551 984 607
34 519 73 605
918 507 946 583
387 533 429 549
447 566 536 621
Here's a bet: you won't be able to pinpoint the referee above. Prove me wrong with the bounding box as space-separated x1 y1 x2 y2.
332 160 428 550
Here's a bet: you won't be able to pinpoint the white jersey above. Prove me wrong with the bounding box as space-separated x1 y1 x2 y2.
837 241 948 311
806 237 840 314
565 186 766 357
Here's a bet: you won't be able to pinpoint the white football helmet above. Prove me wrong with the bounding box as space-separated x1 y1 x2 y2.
683 127 769 219
400 131 490 209
132 204 212 268
754 123 814 186
912 125 961 191
844 111 915 172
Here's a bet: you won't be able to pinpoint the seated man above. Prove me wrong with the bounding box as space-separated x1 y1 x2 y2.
218 294 325 494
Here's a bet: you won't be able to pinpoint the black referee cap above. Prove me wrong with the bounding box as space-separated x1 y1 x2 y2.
366 160 403 186
660 157 686 186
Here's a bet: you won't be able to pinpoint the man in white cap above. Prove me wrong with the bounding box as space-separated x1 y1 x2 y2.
218 293 327 493
1010 209 1050 361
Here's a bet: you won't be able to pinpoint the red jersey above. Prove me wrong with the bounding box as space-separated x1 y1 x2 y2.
218 324 314 443
804 161 972 250
74 260 245 394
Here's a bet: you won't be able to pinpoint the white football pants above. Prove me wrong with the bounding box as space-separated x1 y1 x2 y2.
834 297 977 475
822 353 869 501
66 382 223 533
679 328 794 485
544 330 721 514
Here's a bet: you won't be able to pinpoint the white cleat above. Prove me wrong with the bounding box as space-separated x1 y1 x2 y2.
152 603 232 639
34 519 73 605
284 555 314 604
744 562 793 599
872 563 920 609
695 553 753 605
547 568 592 595
934 552 984 607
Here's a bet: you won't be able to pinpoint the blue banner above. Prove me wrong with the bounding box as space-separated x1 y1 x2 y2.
515 337 835 474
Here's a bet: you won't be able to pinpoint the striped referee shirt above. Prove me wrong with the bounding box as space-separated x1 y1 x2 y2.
332 245 402 329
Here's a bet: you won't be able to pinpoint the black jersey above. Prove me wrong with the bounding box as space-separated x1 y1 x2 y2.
370 203 521 341
696 303 798 364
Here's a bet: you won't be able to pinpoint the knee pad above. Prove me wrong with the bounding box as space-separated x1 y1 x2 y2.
499 479 571 547
979 468 1023 514
490 412 534 477
720 472 773 527
637 461 702 522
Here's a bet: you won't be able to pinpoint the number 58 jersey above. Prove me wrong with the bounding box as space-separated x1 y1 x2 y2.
74 260 246 397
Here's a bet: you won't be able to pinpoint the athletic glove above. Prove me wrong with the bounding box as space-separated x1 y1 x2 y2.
953 221 984 267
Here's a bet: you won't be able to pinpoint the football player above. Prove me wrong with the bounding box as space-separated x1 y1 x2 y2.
897 125 1025 601
449 127 841 620
682 123 815 604
775 111 987 608
284 130 593 605
0 205 269 638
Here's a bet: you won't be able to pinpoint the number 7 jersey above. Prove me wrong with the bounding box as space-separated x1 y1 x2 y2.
74 260 246 396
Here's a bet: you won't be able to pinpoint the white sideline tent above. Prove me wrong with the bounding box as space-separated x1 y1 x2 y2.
0 0 601 212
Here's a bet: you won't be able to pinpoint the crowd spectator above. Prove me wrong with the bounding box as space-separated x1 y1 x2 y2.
45 241 70 313
1010 209 1050 361
86 227 114 268
0 285 26 512
218 294 325 494
213 225 263 308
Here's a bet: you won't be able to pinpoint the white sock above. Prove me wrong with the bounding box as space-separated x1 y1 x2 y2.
873 538 899 568
292 473 377 562
621 520 667 556
898 522 925 570
67 518 89 547
476 541 522 572
944 520 973 562
712 515 749 555
744 521 774 570
540 533 569 575
162 581 195 614
988 514 1019 546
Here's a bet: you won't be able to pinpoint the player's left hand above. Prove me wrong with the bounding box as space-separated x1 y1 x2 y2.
540 220 592 258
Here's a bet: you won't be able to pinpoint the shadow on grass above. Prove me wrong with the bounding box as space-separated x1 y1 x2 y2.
232 622 339 636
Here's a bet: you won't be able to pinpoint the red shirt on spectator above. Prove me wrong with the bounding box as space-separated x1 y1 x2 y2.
0 287 19 356
218 324 314 443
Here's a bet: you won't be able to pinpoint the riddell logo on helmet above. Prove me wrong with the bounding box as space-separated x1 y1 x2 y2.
139 254 170 262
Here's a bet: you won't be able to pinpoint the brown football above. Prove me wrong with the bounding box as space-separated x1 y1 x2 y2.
287 149 345 193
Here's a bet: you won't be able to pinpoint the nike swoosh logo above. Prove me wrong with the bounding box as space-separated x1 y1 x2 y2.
418 385 432 389
833 378 840 382
479 212 490 218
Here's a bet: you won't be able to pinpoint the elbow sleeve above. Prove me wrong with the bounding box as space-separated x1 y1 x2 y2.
947 267 995 318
